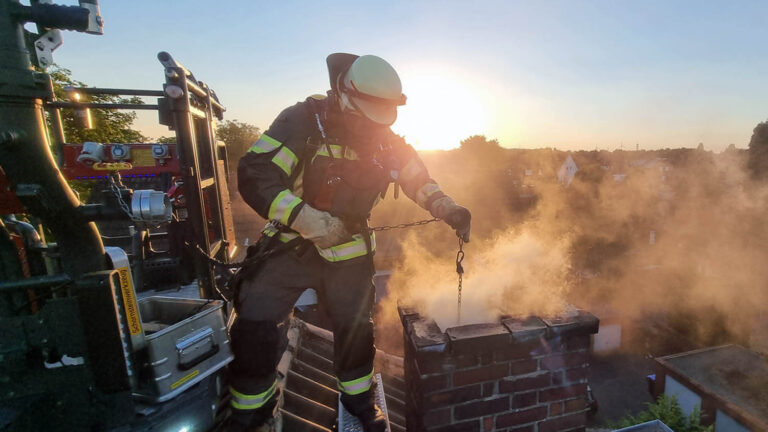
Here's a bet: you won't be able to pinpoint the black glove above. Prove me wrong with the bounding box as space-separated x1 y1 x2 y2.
430 196 471 242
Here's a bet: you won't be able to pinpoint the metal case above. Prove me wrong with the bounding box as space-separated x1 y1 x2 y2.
134 296 233 403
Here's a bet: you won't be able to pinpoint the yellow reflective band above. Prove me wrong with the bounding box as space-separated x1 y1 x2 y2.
399 158 424 184
248 134 281 153
315 232 375 262
230 380 277 410
271 146 298 175
263 223 300 243
268 190 302 225
337 370 374 395
315 145 358 160
344 147 358 160
416 183 442 208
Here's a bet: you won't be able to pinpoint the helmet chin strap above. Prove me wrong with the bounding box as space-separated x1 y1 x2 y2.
338 91 359 116
334 76 391 137
336 73 395 126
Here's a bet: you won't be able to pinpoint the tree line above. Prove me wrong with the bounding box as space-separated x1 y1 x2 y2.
49 66 768 181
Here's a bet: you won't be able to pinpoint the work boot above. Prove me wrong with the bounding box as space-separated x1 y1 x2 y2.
353 404 387 432
218 407 280 432
253 410 282 432
219 390 281 432
341 389 387 432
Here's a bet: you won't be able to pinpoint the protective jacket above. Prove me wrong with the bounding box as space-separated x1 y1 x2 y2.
238 94 446 262
230 94 446 430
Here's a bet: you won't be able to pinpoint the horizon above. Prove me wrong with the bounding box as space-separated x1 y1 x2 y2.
51 0 768 152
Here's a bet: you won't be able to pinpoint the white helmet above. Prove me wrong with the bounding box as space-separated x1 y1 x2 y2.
328 54 406 126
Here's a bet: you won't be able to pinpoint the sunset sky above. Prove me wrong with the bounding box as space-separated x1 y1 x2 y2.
54 1 768 151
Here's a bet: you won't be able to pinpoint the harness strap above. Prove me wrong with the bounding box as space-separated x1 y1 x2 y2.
288 97 327 187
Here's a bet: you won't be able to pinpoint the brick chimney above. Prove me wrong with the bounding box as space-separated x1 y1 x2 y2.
398 306 599 432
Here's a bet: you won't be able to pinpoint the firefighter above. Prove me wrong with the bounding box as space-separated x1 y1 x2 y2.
230 53 471 431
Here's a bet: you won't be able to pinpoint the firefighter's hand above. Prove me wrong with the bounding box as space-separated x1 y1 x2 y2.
430 196 471 243
291 205 352 249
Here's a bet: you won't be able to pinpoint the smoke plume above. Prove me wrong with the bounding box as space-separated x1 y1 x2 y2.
373 141 768 355
388 230 571 330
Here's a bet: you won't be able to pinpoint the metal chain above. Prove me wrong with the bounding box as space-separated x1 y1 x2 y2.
368 217 467 324
367 217 440 232
456 237 465 324
187 236 304 303
189 216 465 322
107 175 142 222
189 242 239 267
189 217 441 269
187 239 296 269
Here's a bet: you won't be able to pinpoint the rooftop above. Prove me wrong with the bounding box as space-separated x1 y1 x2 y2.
657 344 768 429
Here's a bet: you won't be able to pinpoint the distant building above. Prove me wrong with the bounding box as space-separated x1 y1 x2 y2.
654 345 768 432
558 154 579 186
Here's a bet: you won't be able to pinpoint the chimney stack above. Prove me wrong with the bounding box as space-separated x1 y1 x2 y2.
399 305 599 432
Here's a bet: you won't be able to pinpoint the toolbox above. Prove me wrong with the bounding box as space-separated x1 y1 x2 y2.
133 296 233 403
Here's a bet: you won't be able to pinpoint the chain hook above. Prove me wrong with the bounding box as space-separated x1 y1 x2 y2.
367 218 466 324
107 172 142 223
456 237 464 324
456 237 465 275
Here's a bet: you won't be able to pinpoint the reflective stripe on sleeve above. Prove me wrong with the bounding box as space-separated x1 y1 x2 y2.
247 134 281 153
268 190 302 225
230 380 277 410
315 232 375 262
337 370 374 395
271 146 298 175
416 183 442 208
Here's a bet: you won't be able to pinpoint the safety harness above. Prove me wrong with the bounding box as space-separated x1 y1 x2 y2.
304 95 382 257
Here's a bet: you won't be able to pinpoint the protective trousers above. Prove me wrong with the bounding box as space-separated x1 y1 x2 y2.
228 244 377 426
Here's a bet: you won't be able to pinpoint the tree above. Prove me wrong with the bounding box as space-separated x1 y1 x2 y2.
48 66 147 144
216 119 261 172
156 136 177 144
459 134 501 152
747 120 768 179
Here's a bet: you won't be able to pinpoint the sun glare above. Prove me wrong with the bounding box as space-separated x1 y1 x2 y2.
392 70 488 151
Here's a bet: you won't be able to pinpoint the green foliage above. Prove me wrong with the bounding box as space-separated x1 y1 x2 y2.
747 119 768 179
67 179 94 203
48 65 147 144
459 134 501 152
613 395 713 432
156 136 177 144
216 119 261 172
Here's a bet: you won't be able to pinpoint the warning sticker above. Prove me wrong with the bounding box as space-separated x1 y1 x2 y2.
117 267 143 336
171 369 200 390
131 149 156 167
